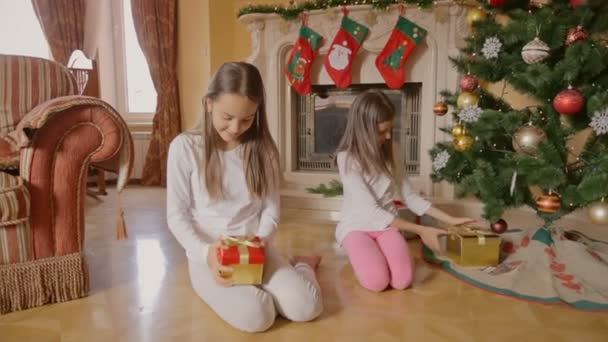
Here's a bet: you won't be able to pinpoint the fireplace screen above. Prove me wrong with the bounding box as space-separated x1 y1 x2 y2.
295 84 421 175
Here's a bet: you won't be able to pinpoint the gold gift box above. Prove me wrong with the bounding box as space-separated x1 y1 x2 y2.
218 236 265 285
221 264 264 285
446 225 501 267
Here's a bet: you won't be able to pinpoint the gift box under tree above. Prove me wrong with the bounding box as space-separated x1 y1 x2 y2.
218 236 265 285
446 225 501 267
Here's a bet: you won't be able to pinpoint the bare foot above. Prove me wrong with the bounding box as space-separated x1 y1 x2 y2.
290 255 322 271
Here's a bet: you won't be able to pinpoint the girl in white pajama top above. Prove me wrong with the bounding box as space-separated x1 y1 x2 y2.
335 90 476 292
167 62 322 332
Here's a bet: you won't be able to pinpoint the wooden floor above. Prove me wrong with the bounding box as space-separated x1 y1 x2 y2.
1 186 607 341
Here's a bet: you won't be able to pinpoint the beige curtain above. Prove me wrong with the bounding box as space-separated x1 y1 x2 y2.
32 0 86 65
131 0 181 186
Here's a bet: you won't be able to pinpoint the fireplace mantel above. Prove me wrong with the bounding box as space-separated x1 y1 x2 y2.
239 2 469 200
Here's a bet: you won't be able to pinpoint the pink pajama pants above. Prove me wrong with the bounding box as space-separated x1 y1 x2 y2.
342 228 414 292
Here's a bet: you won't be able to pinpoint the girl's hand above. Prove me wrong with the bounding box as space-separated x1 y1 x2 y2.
446 217 477 226
419 227 447 254
207 240 234 287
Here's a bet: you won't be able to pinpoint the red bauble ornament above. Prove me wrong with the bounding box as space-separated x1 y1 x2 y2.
553 88 585 115
459 74 479 92
570 0 586 7
491 219 508 234
565 26 588 46
433 102 448 116
488 0 507 6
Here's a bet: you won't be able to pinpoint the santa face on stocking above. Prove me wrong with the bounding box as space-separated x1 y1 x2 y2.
328 42 352 71
323 14 369 88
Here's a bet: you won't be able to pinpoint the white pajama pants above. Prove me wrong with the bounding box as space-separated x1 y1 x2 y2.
188 248 323 332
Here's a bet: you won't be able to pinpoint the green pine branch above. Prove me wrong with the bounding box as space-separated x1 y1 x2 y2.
237 0 436 20
306 180 344 197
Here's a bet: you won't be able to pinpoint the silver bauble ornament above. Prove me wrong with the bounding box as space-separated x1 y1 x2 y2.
522 37 550 64
512 124 546 155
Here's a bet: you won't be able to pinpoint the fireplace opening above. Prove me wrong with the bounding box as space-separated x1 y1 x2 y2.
295 83 422 175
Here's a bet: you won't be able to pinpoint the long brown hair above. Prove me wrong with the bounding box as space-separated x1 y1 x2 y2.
335 89 396 181
199 62 279 199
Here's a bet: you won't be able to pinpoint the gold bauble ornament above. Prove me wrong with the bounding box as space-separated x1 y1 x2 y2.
365 11 377 27
588 200 608 225
325 7 338 21
279 20 291 34
454 134 474 152
457 92 479 109
434 6 448 23
452 124 466 136
512 124 546 155
466 8 487 26
536 192 561 213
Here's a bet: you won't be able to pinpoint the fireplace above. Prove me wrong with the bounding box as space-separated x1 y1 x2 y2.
239 3 468 198
295 84 421 175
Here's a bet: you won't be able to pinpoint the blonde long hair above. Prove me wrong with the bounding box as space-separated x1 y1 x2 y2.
198 62 279 199
335 89 397 182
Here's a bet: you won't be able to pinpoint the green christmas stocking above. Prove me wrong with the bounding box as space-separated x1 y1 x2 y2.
285 24 323 95
323 13 369 89
376 16 427 89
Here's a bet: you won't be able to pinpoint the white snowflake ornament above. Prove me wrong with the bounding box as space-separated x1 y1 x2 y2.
482 36 502 59
432 150 450 171
590 108 608 135
458 105 482 123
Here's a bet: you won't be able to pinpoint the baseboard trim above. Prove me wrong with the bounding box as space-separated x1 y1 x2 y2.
280 188 596 228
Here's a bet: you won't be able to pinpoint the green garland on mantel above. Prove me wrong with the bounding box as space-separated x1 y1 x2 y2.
238 0 442 20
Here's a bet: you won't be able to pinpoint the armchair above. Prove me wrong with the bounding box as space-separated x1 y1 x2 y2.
0 55 133 314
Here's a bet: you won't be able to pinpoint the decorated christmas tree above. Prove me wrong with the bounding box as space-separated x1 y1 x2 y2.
430 0 608 229
241 0 608 308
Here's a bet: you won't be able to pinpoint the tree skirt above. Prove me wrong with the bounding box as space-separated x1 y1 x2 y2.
423 227 608 311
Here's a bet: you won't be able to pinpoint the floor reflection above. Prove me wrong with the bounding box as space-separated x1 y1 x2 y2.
135 239 166 312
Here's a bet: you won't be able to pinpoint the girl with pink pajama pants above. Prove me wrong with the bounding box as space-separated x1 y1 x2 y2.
334 91 477 293
342 228 414 292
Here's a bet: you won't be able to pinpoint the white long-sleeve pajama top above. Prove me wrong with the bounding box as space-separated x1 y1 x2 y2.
335 151 431 244
166 133 279 264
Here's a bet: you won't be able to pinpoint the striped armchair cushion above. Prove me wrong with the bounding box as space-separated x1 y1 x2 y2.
0 134 19 169
0 55 78 135
0 172 32 264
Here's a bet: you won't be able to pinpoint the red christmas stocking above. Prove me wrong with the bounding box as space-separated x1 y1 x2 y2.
323 13 369 89
285 24 323 95
375 16 427 89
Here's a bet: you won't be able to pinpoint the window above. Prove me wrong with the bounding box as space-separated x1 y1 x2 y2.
114 0 157 121
0 0 50 58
